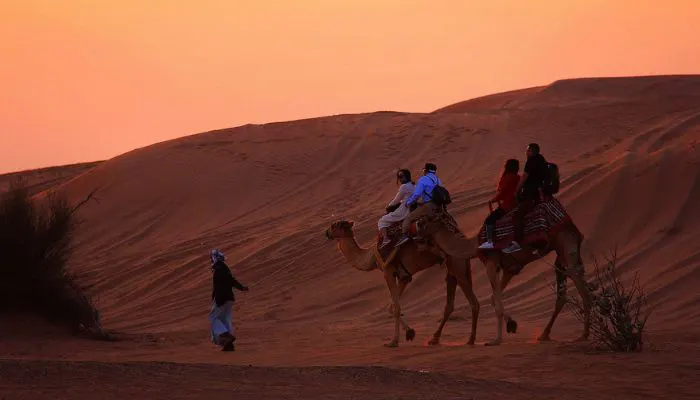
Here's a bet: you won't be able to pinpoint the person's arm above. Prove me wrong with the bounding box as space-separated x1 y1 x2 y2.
515 161 531 196
490 176 507 203
515 172 527 191
405 178 425 206
232 275 249 291
223 266 248 292
386 186 404 208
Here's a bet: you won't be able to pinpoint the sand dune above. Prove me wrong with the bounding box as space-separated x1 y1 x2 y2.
2 75 700 399
0 161 101 195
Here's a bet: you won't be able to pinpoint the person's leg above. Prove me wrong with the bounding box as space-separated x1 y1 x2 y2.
208 300 220 345
503 198 534 253
514 200 534 243
220 301 235 351
209 300 231 346
400 206 418 235
378 216 391 248
396 204 434 246
479 208 505 249
223 301 234 338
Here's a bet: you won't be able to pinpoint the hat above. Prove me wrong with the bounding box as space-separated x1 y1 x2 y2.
424 163 437 172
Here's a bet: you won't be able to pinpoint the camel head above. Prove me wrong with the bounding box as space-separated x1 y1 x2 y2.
325 220 355 240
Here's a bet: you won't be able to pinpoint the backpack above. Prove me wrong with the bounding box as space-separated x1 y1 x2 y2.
541 162 560 196
427 175 452 206
431 185 452 205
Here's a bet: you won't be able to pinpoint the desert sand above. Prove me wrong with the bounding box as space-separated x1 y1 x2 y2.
1 75 700 399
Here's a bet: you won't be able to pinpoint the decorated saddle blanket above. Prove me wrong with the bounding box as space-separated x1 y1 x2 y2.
475 197 578 275
477 197 571 252
375 207 464 264
421 207 465 239
376 221 414 263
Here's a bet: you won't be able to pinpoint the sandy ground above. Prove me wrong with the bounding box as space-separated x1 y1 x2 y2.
2 75 700 399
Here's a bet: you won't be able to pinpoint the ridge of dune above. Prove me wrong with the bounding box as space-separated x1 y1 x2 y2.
433 74 700 113
0 161 103 195
3 75 700 399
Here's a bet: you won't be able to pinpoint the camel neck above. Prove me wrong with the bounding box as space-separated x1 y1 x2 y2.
337 236 376 272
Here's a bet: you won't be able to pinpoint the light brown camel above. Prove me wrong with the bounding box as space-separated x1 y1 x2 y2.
413 205 593 347
325 219 480 348
478 219 593 346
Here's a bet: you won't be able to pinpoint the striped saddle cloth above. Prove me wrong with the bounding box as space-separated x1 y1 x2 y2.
477 197 570 248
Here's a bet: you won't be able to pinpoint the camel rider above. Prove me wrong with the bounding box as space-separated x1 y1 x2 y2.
378 169 415 249
502 143 548 254
394 163 442 247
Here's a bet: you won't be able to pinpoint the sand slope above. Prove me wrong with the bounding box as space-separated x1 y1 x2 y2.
0 161 102 195
2 75 700 399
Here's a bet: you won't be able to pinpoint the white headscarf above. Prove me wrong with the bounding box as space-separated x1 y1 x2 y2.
210 248 225 267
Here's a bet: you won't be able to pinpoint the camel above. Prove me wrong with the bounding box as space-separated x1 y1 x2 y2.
324 219 480 348
396 199 593 347
478 218 593 346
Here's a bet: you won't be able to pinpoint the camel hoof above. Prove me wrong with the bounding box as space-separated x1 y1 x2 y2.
427 336 440 346
506 318 518 334
467 337 475 346
384 340 399 348
406 328 416 341
484 339 502 346
537 334 552 342
573 335 589 343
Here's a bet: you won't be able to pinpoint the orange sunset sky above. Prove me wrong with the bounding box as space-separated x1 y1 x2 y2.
2 0 699 174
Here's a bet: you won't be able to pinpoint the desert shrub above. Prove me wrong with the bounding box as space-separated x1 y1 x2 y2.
560 248 654 352
0 178 108 339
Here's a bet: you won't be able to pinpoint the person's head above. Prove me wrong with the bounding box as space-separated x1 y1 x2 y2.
526 143 540 158
503 158 520 176
396 169 413 185
210 248 225 265
423 163 437 175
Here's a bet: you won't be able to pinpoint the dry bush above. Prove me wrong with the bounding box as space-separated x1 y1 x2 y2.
560 248 654 352
0 178 109 340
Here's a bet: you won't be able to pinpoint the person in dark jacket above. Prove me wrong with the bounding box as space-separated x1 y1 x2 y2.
208 248 248 351
502 143 548 254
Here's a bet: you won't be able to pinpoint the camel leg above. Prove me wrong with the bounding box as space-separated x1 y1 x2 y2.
539 257 567 342
484 258 504 346
396 279 416 341
384 269 401 348
387 265 408 314
386 272 416 341
560 234 592 342
429 273 457 345
454 258 480 345
568 263 591 342
497 272 518 334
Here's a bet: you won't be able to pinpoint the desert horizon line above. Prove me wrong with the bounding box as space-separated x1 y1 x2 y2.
3 73 697 176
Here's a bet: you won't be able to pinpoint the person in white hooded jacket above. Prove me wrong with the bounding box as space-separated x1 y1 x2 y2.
377 169 415 248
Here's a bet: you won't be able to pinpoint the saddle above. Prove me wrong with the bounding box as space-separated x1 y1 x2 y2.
475 197 578 274
374 220 431 284
376 221 418 260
